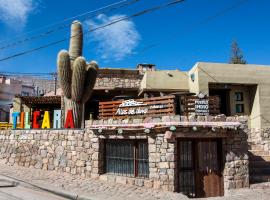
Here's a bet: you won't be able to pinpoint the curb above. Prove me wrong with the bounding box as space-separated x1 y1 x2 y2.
31 183 78 200
0 174 94 200
0 179 19 188
26 184 95 200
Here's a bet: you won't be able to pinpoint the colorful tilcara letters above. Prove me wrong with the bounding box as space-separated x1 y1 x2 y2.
12 110 74 129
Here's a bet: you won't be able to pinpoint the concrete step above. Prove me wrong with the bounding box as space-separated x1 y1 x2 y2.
250 175 270 183
249 160 270 168
248 145 265 151
250 182 270 189
250 167 270 175
248 150 270 156
249 155 270 161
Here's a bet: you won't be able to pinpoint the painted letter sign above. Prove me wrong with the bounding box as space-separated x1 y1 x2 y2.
11 110 74 129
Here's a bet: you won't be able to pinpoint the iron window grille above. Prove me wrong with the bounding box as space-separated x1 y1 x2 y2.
105 140 149 178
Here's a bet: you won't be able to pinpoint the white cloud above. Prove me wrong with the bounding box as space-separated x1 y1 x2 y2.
86 14 140 61
0 0 37 27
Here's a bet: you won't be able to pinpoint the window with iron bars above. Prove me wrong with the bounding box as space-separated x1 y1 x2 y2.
105 140 149 178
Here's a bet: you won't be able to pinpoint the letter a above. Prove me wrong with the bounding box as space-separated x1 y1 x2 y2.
42 111 51 129
64 110 74 128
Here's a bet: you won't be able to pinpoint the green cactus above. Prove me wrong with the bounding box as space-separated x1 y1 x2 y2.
57 21 98 128
71 57 86 102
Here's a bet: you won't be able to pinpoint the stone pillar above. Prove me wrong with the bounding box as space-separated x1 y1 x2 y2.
223 129 249 192
89 130 104 178
148 134 176 191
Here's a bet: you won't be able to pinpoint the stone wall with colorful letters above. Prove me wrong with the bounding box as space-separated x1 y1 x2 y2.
0 115 249 193
11 109 75 129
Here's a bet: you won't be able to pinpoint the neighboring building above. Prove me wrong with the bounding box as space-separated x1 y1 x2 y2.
0 107 9 122
188 62 270 129
0 75 35 122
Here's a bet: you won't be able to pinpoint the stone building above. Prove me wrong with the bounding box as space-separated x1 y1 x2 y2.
3 62 270 197
0 115 249 198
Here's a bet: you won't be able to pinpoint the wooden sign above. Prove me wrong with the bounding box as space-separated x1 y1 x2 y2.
183 94 220 116
99 95 175 119
195 98 209 116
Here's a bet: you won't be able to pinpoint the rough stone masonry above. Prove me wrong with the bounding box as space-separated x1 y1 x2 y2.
0 115 249 194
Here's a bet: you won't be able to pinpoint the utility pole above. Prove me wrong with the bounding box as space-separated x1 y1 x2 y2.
51 73 57 95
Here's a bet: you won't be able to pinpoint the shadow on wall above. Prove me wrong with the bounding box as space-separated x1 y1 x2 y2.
248 147 270 184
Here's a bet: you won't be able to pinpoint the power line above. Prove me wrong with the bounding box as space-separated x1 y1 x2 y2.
0 0 141 50
132 0 249 57
0 71 56 75
0 0 139 45
0 0 186 62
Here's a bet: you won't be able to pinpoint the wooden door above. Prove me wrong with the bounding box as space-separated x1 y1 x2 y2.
178 140 196 197
178 139 223 198
196 140 223 197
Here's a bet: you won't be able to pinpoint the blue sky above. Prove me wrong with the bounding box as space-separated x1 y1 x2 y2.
0 0 269 73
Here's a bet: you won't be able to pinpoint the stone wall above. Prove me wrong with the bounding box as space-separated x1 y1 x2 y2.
0 117 249 194
0 129 97 178
223 129 249 191
95 69 142 89
97 132 177 191
248 128 270 151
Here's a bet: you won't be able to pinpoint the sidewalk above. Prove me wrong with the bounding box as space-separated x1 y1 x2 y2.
1 160 270 200
0 160 187 200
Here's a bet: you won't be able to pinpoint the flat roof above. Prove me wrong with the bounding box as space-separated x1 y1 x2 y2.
16 95 61 106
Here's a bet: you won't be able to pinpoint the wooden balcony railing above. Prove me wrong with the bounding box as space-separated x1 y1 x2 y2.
99 95 175 119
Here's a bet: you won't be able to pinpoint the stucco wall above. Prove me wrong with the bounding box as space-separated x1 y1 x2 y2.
188 62 270 129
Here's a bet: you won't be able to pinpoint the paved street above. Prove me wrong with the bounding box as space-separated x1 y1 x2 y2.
1 160 270 200
0 185 67 200
0 175 67 200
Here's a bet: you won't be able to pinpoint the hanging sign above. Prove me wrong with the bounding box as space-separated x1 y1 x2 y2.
184 93 220 116
195 93 209 116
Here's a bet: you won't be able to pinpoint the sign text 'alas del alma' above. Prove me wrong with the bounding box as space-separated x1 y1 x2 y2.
11 110 75 129
115 99 166 116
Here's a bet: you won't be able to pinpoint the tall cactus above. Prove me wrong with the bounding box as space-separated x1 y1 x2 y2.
57 21 98 128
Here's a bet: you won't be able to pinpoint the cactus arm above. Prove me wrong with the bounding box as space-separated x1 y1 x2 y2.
69 21 83 61
82 61 99 103
71 57 86 102
57 50 72 98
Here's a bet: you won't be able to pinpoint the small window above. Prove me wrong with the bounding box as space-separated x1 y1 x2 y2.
236 104 244 113
235 92 243 101
105 140 149 178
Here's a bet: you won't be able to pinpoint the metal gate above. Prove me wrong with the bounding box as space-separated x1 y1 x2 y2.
178 139 223 198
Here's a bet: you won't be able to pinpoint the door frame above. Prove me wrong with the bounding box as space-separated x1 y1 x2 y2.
176 138 224 197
